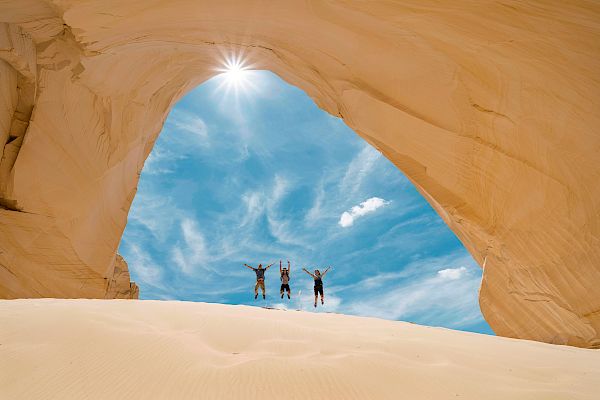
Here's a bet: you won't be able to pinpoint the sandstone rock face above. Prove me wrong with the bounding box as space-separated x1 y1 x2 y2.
105 254 138 299
0 1 598 347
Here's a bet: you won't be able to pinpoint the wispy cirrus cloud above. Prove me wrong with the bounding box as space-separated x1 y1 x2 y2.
341 252 483 329
172 218 211 276
127 192 180 242
167 110 209 142
304 144 389 230
339 144 381 196
304 181 326 225
124 244 164 290
140 111 210 176
237 175 309 248
143 146 178 175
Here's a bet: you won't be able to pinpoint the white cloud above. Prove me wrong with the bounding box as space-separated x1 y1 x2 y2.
304 182 325 225
140 111 210 177
339 197 389 227
270 175 288 204
181 218 207 254
267 216 305 247
266 176 310 247
342 253 483 329
239 176 288 224
240 191 263 227
172 218 211 275
125 244 164 289
170 111 208 140
237 175 309 247
438 266 467 280
339 144 381 195
127 192 179 242
143 146 177 175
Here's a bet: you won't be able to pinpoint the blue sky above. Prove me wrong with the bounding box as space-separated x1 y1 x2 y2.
119 70 493 335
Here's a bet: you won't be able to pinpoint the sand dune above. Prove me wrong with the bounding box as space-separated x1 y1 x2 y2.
2 0 600 347
1 299 598 400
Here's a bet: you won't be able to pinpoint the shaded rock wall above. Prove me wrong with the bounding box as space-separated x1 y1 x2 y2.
0 1 598 347
105 254 138 299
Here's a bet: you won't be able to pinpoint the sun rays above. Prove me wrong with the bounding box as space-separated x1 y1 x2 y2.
214 54 261 98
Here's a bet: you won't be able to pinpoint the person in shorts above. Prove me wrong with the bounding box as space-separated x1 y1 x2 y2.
280 260 292 299
302 266 331 307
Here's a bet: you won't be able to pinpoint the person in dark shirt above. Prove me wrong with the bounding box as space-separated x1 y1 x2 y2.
244 262 273 299
279 260 291 299
302 267 331 307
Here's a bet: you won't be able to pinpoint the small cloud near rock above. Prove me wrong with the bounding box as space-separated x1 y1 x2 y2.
437 266 467 280
339 197 389 227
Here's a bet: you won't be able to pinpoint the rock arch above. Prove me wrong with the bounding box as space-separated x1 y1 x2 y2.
0 1 599 347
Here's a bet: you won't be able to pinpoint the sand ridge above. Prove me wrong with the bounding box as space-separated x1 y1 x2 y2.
1 299 598 399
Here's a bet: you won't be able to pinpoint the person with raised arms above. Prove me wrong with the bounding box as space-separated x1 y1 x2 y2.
302 266 331 308
279 260 292 299
243 262 274 300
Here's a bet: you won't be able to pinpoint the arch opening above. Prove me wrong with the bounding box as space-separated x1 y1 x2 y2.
120 69 492 334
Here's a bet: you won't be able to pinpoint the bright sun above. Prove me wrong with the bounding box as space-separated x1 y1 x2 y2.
214 55 260 97
217 57 251 87
223 60 247 84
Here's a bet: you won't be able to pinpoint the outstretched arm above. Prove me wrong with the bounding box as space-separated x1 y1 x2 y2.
288 260 291 274
243 263 256 271
302 268 315 278
280 260 282 274
321 267 331 277
265 263 274 270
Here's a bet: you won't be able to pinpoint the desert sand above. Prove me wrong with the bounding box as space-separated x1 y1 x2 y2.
1 1 599 348
1 299 598 400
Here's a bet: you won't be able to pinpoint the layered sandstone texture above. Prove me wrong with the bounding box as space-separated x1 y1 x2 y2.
0 1 599 347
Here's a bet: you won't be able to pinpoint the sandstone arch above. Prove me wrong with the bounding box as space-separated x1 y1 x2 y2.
0 1 599 347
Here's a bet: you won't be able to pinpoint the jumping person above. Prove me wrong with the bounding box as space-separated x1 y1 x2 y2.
243 263 273 299
280 260 291 299
302 266 331 307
